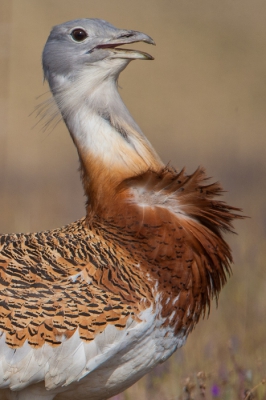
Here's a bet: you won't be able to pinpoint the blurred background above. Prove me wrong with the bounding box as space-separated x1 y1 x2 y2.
0 1 265 399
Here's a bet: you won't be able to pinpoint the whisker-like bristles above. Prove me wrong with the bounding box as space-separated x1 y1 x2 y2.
31 93 62 132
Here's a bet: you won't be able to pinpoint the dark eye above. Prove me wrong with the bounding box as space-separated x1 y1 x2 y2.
71 28 88 42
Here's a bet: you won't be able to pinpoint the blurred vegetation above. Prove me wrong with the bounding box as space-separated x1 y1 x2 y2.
0 1 265 399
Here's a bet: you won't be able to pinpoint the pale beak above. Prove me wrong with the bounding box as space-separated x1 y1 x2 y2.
92 30 155 60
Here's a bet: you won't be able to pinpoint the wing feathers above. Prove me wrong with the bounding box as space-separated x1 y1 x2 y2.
0 166 242 394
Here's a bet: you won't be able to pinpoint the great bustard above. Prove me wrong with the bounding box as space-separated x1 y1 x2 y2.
0 19 241 400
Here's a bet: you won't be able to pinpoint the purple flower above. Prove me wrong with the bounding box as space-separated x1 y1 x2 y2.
211 384 220 397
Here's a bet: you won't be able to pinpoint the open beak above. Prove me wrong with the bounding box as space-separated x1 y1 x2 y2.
92 30 155 60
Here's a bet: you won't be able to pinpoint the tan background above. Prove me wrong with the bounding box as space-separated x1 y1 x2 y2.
0 1 265 399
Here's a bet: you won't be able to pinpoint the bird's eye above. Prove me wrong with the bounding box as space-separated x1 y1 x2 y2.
71 28 88 42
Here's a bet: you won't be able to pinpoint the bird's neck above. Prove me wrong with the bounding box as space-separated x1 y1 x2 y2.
51 66 163 212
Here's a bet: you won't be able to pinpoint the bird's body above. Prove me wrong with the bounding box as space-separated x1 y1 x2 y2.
0 19 241 400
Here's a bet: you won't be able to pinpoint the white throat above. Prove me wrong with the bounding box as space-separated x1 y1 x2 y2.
50 61 163 177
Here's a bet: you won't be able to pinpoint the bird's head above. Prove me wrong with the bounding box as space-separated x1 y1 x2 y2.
42 18 155 88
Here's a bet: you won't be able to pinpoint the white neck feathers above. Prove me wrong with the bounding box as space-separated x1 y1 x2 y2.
49 62 163 203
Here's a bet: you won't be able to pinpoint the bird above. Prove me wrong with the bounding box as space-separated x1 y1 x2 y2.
0 18 241 400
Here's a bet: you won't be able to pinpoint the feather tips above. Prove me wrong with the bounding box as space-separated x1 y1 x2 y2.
96 166 243 334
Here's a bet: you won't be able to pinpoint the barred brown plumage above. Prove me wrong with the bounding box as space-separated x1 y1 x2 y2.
0 18 242 400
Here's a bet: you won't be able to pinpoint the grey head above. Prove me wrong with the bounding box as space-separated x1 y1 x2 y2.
42 18 155 90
